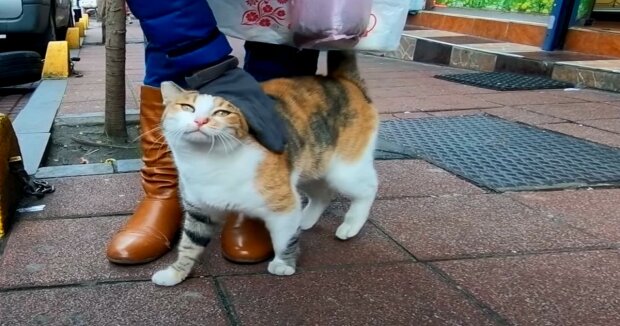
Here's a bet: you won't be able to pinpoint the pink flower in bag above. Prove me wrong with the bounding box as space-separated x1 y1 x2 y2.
242 0 288 27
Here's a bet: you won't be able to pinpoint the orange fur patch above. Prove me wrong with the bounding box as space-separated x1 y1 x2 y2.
255 152 297 213
252 74 378 209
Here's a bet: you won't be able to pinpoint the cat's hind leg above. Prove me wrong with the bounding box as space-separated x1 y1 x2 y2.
299 180 333 230
326 158 378 240
264 211 302 276
152 209 219 286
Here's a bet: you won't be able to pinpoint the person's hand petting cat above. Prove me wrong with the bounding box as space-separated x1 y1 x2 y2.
185 56 289 154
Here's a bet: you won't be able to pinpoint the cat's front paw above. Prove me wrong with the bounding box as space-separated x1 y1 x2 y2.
268 260 296 276
152 268 186 286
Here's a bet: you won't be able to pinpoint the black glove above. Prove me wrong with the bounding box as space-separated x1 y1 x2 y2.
185 56 288 153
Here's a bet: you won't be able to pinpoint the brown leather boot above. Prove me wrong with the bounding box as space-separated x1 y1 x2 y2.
106 86 183 265
221 213 273 263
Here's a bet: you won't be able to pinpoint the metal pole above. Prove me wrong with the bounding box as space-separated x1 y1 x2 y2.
542 0 578 51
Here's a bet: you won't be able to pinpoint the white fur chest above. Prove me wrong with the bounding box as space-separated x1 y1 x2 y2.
170 143 268 216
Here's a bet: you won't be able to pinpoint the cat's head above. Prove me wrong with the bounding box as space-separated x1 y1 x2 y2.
160 81 250 150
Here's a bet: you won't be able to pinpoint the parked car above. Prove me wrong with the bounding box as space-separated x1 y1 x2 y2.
0 0 73 87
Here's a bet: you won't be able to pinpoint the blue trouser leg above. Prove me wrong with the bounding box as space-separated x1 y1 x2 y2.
126 0 320 87
243 41 320 82
125 0 232 88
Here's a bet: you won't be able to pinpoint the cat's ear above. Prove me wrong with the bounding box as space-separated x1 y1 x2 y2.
160 81 185 104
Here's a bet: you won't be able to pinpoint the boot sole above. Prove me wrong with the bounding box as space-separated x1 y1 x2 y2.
107 256 159 265
222 251 274 264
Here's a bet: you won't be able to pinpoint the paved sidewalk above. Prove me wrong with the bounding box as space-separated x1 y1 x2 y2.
0 82 39 121
1 22 619 325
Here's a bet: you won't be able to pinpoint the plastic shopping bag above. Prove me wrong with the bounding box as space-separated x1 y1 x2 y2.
289 0 373 49
355 0 409 51
206 0 409 52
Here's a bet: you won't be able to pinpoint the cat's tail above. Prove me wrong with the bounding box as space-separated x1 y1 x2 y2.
327 50 370 101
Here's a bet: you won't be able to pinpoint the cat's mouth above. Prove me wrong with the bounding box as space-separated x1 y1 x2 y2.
182 126 228 143
184 128 212 140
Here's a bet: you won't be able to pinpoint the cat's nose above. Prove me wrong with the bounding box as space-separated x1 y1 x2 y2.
194 118 210 126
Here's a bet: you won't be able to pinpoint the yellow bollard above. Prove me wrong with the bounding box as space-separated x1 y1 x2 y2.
66 27 80 49
77 20 85 37
79 17 87 30
81 14 89 29
42 41 70 79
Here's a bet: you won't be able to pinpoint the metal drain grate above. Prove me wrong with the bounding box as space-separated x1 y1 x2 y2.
378 114 620 191
374 137 417 160
434 72 574 91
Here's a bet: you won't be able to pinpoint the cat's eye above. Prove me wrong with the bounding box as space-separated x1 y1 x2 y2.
180 104 195 112
213 110 230 117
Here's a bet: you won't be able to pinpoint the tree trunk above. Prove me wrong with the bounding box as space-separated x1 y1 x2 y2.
104 0 127 141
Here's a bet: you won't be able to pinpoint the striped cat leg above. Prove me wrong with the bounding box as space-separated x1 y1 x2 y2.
264 212 302 276
300 181 333 230
151 210 217 286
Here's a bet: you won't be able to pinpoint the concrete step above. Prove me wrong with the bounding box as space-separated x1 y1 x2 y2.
371 27 620 93
408 10 620 58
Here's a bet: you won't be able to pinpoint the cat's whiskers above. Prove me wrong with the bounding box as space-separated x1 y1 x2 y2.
150 133 166 147
157 129 182 158
220 132 244 148
217 134 230 153
149 134 169 158
207 134 216 155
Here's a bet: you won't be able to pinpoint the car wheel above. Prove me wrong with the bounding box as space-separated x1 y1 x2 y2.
0 52 43 87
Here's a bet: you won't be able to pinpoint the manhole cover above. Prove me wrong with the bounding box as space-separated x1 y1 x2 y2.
434 72 574 91
378 115 620 191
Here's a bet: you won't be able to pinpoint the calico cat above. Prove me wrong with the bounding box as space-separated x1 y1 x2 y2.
152 51 379 286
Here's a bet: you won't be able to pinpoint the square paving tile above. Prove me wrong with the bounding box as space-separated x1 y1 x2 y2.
374 95 500 113
541 123 620 147
59 99 138 115
0 216 210 288
476 91 585 106
578 118 620 133
484 106 566 125
519 51 614 62
200 203 412 276
0 279 229 325
1 206 410 287
370 85 464 99
17 173 142 219
435 251 620 326
521 102 620 121
392 111 434 119
512 189 620 243
370 195 607 260
220 263 499 325
428 109 485 117
375 160 483 198
557 59 620 73
366 77 458 89
559 89 620 103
